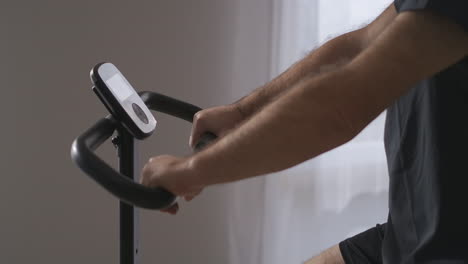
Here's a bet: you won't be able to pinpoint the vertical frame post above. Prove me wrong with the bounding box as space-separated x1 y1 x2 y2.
118 129 140 264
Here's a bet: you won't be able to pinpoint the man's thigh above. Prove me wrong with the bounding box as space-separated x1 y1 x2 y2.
304 245 345 264
304 223 386 264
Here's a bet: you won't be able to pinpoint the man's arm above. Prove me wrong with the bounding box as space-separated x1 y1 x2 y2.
189 10 468 186
235 4 397 117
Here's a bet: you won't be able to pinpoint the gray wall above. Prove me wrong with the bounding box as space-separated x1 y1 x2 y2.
0 1 271 263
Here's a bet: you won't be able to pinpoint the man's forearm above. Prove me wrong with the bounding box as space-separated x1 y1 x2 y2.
187 8 468 187
235 29 367 117
189 68 358 185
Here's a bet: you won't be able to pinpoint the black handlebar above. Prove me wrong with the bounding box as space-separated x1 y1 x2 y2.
71 91 217 210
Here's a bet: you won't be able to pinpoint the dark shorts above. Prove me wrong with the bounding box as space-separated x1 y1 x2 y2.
339 223 386 264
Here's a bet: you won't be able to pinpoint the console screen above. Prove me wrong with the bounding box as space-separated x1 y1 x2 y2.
105 74 133 101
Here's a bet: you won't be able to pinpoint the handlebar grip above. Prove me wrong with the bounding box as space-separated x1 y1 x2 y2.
71 117 176 209
194 132 217 152
71 91 217 210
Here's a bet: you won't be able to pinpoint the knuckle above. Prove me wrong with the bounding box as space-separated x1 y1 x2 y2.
194 111 203 121
142 164 151 176
140 174 148 185
194 111 208 123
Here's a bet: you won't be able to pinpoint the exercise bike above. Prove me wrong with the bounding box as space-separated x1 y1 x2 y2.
71 62 216 264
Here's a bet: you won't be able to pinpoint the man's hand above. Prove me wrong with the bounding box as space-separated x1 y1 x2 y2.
140 155 203 214
189 104 245 148
141 104 245 215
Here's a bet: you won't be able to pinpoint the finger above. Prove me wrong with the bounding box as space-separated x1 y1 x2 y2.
184 196 195 201
161 203 179 215
190 111 207 148
184 189 203 201
140 163 150 185
140 157 158 185
190 126 205 149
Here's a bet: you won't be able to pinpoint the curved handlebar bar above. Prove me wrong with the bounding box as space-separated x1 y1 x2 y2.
71 91 217 209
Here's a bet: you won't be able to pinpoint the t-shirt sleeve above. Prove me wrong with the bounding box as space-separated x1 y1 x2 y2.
395 0 468 33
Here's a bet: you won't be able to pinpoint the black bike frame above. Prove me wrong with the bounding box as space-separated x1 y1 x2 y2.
118 130 139 263
71 91 216 264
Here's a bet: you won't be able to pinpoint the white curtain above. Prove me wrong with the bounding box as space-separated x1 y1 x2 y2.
227 1 392 264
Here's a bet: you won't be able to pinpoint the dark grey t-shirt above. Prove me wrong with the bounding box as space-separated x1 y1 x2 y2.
384 1 468 263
